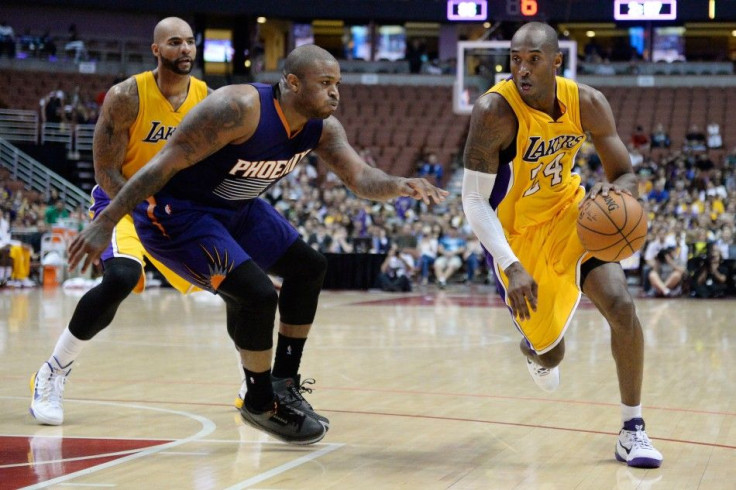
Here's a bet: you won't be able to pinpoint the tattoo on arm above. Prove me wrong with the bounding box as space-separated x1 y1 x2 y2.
93 80 138 197
463 95 513 174
104 160 177 222
172 94 246 165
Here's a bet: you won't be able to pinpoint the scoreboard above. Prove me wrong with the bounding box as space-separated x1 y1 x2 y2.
614 0 677 20
446 0 734 22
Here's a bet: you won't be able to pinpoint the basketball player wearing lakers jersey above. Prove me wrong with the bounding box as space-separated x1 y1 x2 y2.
462 23 662 468
30 17 208 426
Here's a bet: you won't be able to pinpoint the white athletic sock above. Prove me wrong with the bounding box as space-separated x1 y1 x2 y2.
49 327 88 371
621 403 642 424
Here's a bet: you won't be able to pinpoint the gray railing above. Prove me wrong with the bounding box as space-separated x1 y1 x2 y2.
75 124 95 152
0 109 38 143
0 137 90 211
41 122 74 148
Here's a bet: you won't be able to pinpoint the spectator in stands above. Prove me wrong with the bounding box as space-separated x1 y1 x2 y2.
417 152 444 186
433 226 466 288
463 233 485 283
714 226 736 259
707 122 723 149
0 209 13 285
630 125 650 151
45 188 60 206
368 224 391 253
328 224 354 253
406 38 426 74
650 122 671 148
0 209 35 288
393 222 418 255
684 124 707 152
41 90 64 124
0 21 16 59
644 226 685 297
627 143 644 169
647 178 669 204
691 245 729 298
307 223 333 253
417 224 439 285
377 243 414 292
39 30 57 59
44 199 69 226
695 153 715 174
64 23 87 63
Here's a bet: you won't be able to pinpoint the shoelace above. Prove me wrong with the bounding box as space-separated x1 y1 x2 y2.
40 372 66 406
632 429 655 449
285 378 316 408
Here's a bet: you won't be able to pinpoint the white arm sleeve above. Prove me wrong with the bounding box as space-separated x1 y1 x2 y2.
461 169 518 271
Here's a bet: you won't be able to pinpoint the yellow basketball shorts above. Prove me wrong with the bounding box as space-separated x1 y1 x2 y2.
495 192 590 354
109 214 196 294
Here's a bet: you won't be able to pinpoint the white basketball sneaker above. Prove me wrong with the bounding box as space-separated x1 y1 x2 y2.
30 361 71 426
615 418 663 468
526 358 560 392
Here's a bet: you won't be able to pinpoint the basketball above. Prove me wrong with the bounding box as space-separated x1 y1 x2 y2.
576 192 648 262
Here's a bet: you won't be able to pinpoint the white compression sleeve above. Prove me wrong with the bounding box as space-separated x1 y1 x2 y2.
461 169 518 271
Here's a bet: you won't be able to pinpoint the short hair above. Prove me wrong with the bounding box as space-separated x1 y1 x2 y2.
512 22 560 54
153 17 192 44
282 45 336 79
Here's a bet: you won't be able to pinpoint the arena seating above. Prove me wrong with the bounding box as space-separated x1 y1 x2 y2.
0 69 116 112
597 86 732 153
2 68 733 177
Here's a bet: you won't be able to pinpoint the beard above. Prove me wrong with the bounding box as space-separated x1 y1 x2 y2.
161 56 193 75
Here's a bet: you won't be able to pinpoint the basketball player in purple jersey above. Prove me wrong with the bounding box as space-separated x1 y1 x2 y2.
68 44 448 444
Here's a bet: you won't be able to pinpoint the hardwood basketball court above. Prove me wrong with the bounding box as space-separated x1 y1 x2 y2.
0 285 734 489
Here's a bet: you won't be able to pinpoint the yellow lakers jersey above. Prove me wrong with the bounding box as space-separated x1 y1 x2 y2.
489 76 586 235
122 71 208 179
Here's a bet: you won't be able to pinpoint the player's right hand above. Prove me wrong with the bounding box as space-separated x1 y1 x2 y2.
504 262 537 321
67 218 115 272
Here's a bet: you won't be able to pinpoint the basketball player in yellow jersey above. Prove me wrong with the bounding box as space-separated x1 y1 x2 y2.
30 17 209 426
462 22 662 468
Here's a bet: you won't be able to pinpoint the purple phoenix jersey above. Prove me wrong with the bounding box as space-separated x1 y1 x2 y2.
132 83 324 291
159 83 323 208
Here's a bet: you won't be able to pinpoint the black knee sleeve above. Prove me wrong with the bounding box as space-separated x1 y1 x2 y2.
269 240 327 325
68 257 142 340
218 260 278 351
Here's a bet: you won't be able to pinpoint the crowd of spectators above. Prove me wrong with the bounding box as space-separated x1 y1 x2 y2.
0 169 89 287
4 123 736 296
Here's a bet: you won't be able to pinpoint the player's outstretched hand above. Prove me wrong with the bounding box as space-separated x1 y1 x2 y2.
401 177 449 205
67 218 115 273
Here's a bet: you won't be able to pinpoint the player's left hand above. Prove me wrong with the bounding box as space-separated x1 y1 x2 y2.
400 177 449 205
584 182 632 204
67 219 115 272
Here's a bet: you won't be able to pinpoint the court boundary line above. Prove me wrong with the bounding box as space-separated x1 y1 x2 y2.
223 443 344 490
19 399 216 489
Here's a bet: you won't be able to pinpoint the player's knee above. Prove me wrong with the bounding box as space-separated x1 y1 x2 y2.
101 258 142 296
277 241 327 282
600 289 636 326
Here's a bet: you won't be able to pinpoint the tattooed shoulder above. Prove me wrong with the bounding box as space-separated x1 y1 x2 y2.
463 93 516 173
103 78 139 127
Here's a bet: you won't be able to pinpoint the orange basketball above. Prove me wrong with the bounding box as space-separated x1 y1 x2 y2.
576 192 648 262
